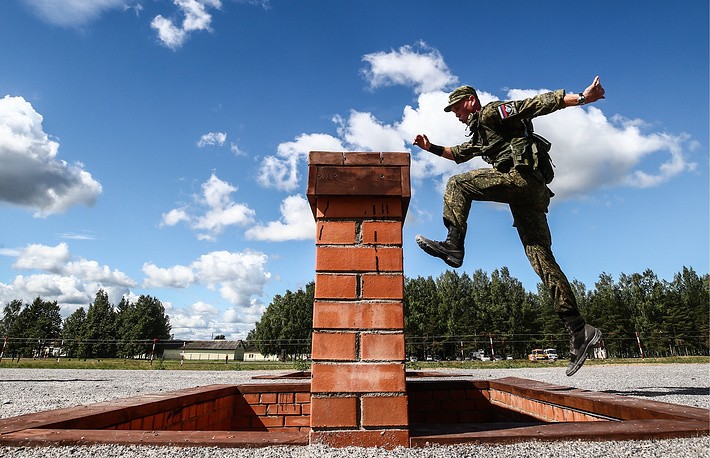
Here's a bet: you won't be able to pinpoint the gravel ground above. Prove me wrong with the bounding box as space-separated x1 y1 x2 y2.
1 364 708 457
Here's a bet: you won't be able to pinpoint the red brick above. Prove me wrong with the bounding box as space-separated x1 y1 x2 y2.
295 392 311 403
248 405 267 416
313 301 404 329
315 274 357 299
278 393 295 404
183 418 197 430
362 221 402 245
243 393 260 405
310 396 357 428
315 197 403 219
285 416 311 427
197 414 212 430
361 395 409 427
442 398 475 412
316 246 402 272
278 404 301 416
310 429 409 449
140 416 153 430
361 333 405 361
410 390 432 402
316 221 356 245
231 416 250 430
450 390 466 400
260 393 277 404
311 332 357 361
259 416 285 428
361 274 403 299
311 363 406 393
411 400 442 412
153 412 165 429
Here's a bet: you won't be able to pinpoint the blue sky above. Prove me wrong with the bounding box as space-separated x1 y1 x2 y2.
0 0 707 340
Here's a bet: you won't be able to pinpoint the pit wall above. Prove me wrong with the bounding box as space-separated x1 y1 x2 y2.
0 379 613 434
2 378 708 448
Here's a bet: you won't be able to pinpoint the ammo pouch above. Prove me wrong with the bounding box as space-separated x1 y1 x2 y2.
530 133 555 184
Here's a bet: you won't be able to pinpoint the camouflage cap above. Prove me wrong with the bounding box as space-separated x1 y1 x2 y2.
444 85 478 112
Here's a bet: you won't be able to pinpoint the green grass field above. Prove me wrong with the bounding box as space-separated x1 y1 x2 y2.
0 356 706 371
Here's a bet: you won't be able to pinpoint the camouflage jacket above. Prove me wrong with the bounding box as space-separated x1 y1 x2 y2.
450 89 566 171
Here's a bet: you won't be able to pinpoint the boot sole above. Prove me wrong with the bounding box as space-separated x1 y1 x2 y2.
415 235 463 268
565 328 602 377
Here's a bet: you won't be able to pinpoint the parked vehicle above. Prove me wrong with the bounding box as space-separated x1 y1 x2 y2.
544 348 558 360
528 349 548 361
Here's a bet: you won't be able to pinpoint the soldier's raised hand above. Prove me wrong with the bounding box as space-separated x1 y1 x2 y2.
584 76 605 103
413 134 431 151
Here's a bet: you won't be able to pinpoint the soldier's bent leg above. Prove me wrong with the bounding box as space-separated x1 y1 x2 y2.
510 205 601 376
510 206 578 316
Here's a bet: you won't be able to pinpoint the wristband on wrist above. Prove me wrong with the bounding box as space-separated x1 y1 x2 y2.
429 144 445 156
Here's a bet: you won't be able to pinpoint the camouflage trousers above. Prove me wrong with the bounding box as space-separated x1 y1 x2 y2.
443 166 579 316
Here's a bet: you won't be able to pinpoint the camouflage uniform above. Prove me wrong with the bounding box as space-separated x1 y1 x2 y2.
445 89 577 315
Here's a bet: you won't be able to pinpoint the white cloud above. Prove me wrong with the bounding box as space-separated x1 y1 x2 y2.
142 263 196 288
12 242 71 272
197 131 227 147
0 243 136 316
245 194 315 242
504 89 697 199
192 250 270 306
230 142 244 156
168 298 265 340
151 0 222 50
257 133 345 192
160 208 190 227
161 173 255 240
169 313 208 331
0 96 102 217
191 300 219 315
223 300 264 325
361 41 458 94
334 111 407 152
21 0 130 27
256 45 696 205
143 249 271 309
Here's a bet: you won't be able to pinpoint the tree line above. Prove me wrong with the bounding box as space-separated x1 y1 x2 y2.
247 266 708 360
0 290 171 360
2 267 707 361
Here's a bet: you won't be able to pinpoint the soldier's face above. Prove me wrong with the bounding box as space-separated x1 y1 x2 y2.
450 96 477 123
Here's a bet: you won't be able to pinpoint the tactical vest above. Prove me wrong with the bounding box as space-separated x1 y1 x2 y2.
479 102 555 184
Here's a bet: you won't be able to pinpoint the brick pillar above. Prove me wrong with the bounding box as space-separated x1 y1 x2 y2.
306 151 410 449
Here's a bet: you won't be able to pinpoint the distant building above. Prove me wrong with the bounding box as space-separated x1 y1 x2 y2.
162 340 278 362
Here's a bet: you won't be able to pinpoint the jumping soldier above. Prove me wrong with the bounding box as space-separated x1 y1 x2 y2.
413 76 605 376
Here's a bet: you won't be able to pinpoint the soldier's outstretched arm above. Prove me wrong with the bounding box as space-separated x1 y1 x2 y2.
413 134 455 161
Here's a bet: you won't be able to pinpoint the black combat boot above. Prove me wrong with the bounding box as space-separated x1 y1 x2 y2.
415 226 465 268
562 314 602 377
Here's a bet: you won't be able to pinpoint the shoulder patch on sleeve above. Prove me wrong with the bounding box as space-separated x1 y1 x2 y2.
497 102 517 119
